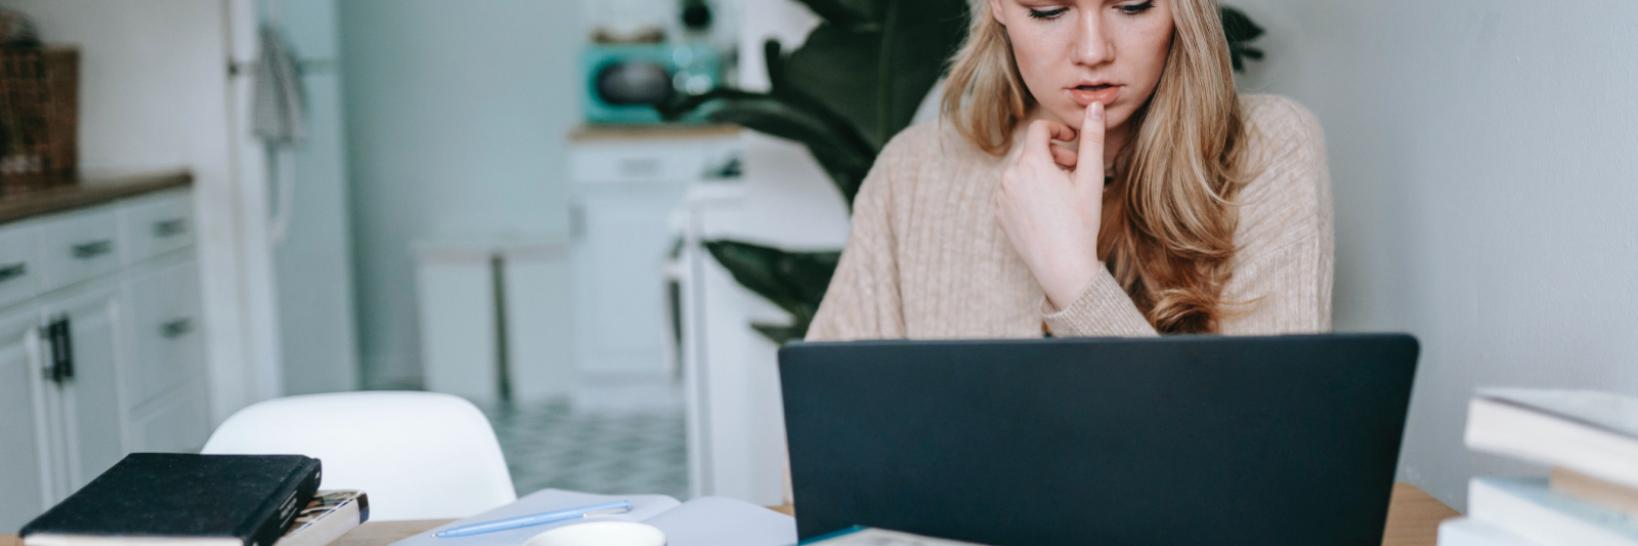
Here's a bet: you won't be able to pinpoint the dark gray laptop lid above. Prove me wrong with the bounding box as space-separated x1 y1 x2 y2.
778 334 1419 546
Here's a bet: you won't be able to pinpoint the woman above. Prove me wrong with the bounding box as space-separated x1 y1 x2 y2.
808 0 1333 340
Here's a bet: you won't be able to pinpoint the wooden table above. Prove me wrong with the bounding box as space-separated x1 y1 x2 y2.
331 483 1456 546
2 483 1457 546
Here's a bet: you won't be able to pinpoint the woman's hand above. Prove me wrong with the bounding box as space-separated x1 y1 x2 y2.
995 102 1107 311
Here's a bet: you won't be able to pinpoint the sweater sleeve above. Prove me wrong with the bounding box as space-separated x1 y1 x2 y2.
1043 96 1334 337
1041 270 1160 337
805 137 909 341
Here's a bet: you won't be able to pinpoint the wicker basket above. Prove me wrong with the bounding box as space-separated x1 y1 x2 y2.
0 46 77 196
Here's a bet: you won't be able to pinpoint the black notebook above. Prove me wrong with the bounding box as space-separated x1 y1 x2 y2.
20 453 322 546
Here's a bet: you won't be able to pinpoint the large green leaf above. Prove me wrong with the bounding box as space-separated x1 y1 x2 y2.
875 0 968 141
1221 6 1266 73
704 240 841 343
790 0 881 29
666 1 968 205
681 91 876 202
779 25 885 148
751 322 810 346
778 0 967 150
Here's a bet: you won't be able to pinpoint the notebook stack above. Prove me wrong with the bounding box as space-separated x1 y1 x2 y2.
1439 389 1638 546
274 490 370 546
18 453 369 546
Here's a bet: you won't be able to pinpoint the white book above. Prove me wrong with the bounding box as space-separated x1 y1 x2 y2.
390 489 795 546
1469 477 1638 546
1465 389 1638 489
1438 518 1542 546
275 491 368 546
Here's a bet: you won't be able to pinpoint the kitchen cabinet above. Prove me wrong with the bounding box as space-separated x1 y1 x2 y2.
127 378 210 453
0 308 51 532
38 284 127 494
0 183 208 531
566 127 739 389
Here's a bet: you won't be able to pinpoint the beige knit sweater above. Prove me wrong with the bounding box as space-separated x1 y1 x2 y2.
807 95 1334 341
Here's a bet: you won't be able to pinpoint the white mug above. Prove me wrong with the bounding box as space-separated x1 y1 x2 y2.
524 521 667 546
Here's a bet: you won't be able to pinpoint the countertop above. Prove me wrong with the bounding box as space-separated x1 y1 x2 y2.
568 123 740 142
0 170 193 225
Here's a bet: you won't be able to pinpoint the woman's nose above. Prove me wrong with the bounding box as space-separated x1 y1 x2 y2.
1072 12 1116 66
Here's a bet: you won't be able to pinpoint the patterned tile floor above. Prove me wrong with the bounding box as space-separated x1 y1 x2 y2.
477 399 689 499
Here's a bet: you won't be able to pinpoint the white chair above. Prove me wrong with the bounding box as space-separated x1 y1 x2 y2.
202 391 517 520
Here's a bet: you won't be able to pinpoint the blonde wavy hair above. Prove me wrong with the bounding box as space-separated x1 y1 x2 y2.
941 0 1250 333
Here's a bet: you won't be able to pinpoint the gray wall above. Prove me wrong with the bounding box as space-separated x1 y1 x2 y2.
338 1 579 387
1231 0 1638 508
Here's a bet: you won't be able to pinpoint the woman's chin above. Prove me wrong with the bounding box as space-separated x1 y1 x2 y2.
1050 106 1126 133
1046 107 1085 128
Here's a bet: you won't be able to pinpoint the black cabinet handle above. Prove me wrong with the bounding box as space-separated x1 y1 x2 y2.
44 316 73 384
0 262 24 283
161 318 194 339
57 316 73 382
71 240 114 259
153 218 188 238
616 157 662 177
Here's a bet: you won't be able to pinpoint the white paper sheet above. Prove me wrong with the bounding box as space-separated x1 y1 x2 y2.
643 496 797 546
389 489 681 546
388 490 796 546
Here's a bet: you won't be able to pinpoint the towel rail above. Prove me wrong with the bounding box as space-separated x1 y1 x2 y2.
227 58 338 77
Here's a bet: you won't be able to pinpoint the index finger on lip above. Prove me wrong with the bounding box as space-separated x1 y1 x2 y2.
1075 102 1107 185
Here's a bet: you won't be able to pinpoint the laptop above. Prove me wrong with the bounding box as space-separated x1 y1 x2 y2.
778 334 1419 546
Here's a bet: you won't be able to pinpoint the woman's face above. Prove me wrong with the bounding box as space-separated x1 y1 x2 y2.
988 0 1175 135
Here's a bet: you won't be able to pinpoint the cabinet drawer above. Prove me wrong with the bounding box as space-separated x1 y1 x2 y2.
0 222 38 309
129 379 210 453
118 189 194 264
33 207 120 293
122 260 205 408
570 140 723 184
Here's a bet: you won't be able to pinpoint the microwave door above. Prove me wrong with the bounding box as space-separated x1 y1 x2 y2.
596 61 675 107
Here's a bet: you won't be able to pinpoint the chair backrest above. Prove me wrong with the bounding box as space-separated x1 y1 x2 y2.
202 391 517 520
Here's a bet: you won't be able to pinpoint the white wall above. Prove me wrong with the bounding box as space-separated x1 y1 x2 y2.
338 0 580 387
2 0 268 422
1229 0 1638 508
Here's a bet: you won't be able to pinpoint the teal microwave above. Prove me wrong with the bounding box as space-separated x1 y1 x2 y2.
581 43 722 125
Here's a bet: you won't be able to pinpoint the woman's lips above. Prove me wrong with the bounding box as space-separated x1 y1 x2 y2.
1068 85 1122 107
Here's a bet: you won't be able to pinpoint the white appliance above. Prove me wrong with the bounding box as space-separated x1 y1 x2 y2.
566 128 738 410
232 0 362 395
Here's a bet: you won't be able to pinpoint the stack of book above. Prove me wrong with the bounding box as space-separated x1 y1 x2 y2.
18 453 369 546
1439 389 1638 545
276 490 371 546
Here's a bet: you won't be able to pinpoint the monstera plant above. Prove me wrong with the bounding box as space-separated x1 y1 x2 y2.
664 1 1266 344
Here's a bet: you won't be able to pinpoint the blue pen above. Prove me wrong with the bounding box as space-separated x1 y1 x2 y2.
434 500 634 538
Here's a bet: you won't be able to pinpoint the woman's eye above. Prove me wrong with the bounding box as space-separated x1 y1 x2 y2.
1116 0 1157 15
1027 7 1069 20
